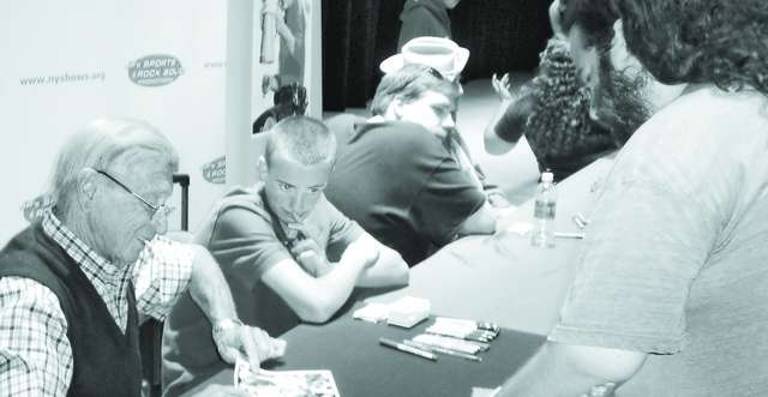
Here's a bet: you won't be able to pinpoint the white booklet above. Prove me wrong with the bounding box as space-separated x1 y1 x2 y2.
234 359 341 397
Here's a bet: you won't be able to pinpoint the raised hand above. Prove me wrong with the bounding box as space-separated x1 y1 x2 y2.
491 73 515 101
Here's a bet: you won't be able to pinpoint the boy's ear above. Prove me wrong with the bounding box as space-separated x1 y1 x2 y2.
257 156 268 182
389 97 404 119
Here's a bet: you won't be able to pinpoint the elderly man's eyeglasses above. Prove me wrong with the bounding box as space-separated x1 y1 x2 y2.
93 169 174 220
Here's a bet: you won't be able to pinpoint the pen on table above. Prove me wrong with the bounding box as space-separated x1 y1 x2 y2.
420 333 489 352
403 340 483 362
554 232 585 239
379 337 438 361
434 317 501 334
572 213 590 229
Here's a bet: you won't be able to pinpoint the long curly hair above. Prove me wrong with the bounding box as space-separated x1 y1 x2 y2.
617 0 768 95
526 39 616 162
557 0 651 146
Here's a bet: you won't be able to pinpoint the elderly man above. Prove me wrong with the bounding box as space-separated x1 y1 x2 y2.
0 118 283 397
496 0 768 395
325 64 498 266
163 116 408 395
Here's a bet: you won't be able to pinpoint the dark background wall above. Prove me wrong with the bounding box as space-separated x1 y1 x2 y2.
321 0 552 111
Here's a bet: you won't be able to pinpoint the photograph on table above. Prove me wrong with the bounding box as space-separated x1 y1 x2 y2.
234 358 340 397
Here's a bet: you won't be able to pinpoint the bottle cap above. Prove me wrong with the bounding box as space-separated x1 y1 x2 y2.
541 171 554 183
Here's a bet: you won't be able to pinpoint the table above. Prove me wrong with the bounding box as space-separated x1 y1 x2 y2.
370 156 614 335
183 317 544 397
185 156 614 396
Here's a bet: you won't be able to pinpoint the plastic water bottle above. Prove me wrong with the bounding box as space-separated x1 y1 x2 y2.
531 170 557 248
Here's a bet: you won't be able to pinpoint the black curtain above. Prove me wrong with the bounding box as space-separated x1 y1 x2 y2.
321 0 401 111
322 0 552 111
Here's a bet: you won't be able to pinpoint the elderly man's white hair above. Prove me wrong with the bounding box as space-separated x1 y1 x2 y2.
25 118 179 222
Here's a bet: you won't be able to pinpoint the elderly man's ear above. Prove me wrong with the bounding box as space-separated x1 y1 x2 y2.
77 169 98 208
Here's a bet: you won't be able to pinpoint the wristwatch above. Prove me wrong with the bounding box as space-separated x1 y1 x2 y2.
212 318 244 339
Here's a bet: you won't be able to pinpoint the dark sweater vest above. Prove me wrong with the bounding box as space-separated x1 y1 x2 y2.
0 223 141 397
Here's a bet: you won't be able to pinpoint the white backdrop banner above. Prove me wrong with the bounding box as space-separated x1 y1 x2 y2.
1 0 321 244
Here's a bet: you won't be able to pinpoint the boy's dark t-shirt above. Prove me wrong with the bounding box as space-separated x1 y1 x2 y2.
325 116 485 266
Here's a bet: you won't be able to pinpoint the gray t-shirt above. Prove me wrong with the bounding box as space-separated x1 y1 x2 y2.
549 86 768 396
204 186 363 287
162 186 362 396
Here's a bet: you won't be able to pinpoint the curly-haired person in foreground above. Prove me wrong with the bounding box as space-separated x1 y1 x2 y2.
496 0 768 395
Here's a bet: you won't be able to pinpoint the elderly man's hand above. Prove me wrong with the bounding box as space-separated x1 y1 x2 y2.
212 320 287 370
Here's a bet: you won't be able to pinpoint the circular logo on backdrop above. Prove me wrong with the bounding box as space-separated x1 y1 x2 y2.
127 54 184 87
202 156 227 184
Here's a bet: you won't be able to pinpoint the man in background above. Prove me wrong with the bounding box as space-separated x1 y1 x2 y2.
398 0 462 50
380 36 510 206
163 116 408 395
325 65 497 266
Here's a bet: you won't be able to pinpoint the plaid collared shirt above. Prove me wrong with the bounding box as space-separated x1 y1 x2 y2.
0 212 193 396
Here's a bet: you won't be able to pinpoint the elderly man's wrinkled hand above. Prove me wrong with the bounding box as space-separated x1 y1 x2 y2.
213 321 287 371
